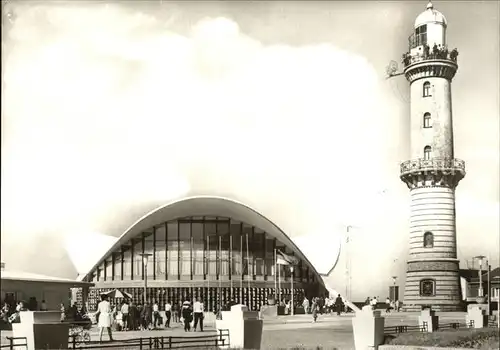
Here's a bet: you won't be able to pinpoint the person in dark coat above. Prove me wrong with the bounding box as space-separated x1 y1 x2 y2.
334 294 343 316
128 302 138 331
141 302 152 330
181 302 193 332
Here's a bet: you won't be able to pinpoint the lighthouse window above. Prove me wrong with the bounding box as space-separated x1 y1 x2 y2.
423 146 432 160
423 113 432 128
415 25 428 46
423 82 431 97
423 232 434 248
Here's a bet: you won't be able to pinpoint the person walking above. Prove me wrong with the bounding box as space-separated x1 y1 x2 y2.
193 298 204 332
164 301 172 328
152 301 160 329
385 297 392 313
121 301 129 331
97 294 114 342
302 297 309 314
181 301 193 332
172 302 179 323
334 294 343 316
311 298 319 323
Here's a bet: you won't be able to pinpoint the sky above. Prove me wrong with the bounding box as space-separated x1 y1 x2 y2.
1 0 499 300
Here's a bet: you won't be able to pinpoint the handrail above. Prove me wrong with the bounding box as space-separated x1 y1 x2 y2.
400 158 465 175
68 329 231 349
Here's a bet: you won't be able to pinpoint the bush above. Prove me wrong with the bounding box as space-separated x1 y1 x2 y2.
386 328 499 348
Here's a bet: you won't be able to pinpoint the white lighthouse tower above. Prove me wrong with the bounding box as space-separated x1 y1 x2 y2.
399 1 465 311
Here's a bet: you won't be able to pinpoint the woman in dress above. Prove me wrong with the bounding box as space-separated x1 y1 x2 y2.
311 298 319 323
97 294 114 342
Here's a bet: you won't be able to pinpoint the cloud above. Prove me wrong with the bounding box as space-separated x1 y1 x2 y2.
1 2 399 283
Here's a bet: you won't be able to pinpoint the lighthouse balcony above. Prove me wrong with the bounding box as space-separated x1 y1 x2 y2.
400 158 466 183
401 47 459 82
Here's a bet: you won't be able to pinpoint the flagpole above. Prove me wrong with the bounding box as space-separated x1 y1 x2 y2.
278 255 281 305
246 233 250 307
291 265 294 316
191 236 194 305
218 235 222 312
240 234 243 304
230 235 233 301
274 249 277 301
207 235 210 312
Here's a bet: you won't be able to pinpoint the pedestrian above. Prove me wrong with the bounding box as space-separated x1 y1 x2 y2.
152 301 160 329
96 294 114 342
182 301 193 332
334 294 343 316
385 297 392 313
193 298 204 332
164 300 172 328
121 300 129 331
311 298 319 323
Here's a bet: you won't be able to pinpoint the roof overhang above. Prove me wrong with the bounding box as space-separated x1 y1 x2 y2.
1 270 94 287
81 196 342 286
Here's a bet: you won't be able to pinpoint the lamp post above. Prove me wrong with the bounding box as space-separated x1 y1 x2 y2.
474 255 486 298
290 266 294 316
140 253 152 305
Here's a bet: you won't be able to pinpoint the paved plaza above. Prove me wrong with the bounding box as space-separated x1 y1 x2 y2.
0 312 468 349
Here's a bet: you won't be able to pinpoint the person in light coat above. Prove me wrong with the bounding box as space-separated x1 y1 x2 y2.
97 294 114 342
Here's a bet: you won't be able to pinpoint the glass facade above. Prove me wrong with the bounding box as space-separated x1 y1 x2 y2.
85 216 324 311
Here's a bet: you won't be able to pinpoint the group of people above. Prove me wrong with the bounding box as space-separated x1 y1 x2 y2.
301 295 347 316
363 296 401 313
95 294 206 342
1 298 55 325
402 43 459 66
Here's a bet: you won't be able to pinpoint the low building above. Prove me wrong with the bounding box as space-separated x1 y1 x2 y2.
1 264 94 310
460 267 500 309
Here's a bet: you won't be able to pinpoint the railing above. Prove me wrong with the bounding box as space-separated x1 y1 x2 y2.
1 337 27 350
69 329 230 349
402 47 459 68
384 321 474 335
400 158 465 176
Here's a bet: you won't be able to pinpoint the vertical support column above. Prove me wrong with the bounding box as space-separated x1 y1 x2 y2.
165 222 169 280
153 227 156 280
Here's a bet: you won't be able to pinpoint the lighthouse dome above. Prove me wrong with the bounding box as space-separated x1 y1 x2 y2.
415 1 447 28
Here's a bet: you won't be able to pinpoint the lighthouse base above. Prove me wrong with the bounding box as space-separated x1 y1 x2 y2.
403 259 463 312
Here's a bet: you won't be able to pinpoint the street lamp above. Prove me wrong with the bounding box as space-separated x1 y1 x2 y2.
290 266 294 316
140 253 152 305
474 255 486 298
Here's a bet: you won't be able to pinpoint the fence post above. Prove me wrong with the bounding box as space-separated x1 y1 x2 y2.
168 336 172 349
149 337 152 349
9 337 13 350
139 337 143 350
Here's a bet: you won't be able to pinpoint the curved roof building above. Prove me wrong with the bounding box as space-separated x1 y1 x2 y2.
80 196 342 312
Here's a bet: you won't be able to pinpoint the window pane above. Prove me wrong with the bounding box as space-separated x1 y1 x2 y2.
144 232 154 277
155 225 166 278
133 238 143 279
218 222 230 276
179 223 191 276
167 222 178 277
105 260 112 281
266 235 275 277
242 224 253 275
123 249 131 280
114 253 122 279
230 222 241 276
206 222 217 276
192 223 204 275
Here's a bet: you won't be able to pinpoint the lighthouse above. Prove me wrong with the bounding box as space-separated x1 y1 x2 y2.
399 1 465 311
